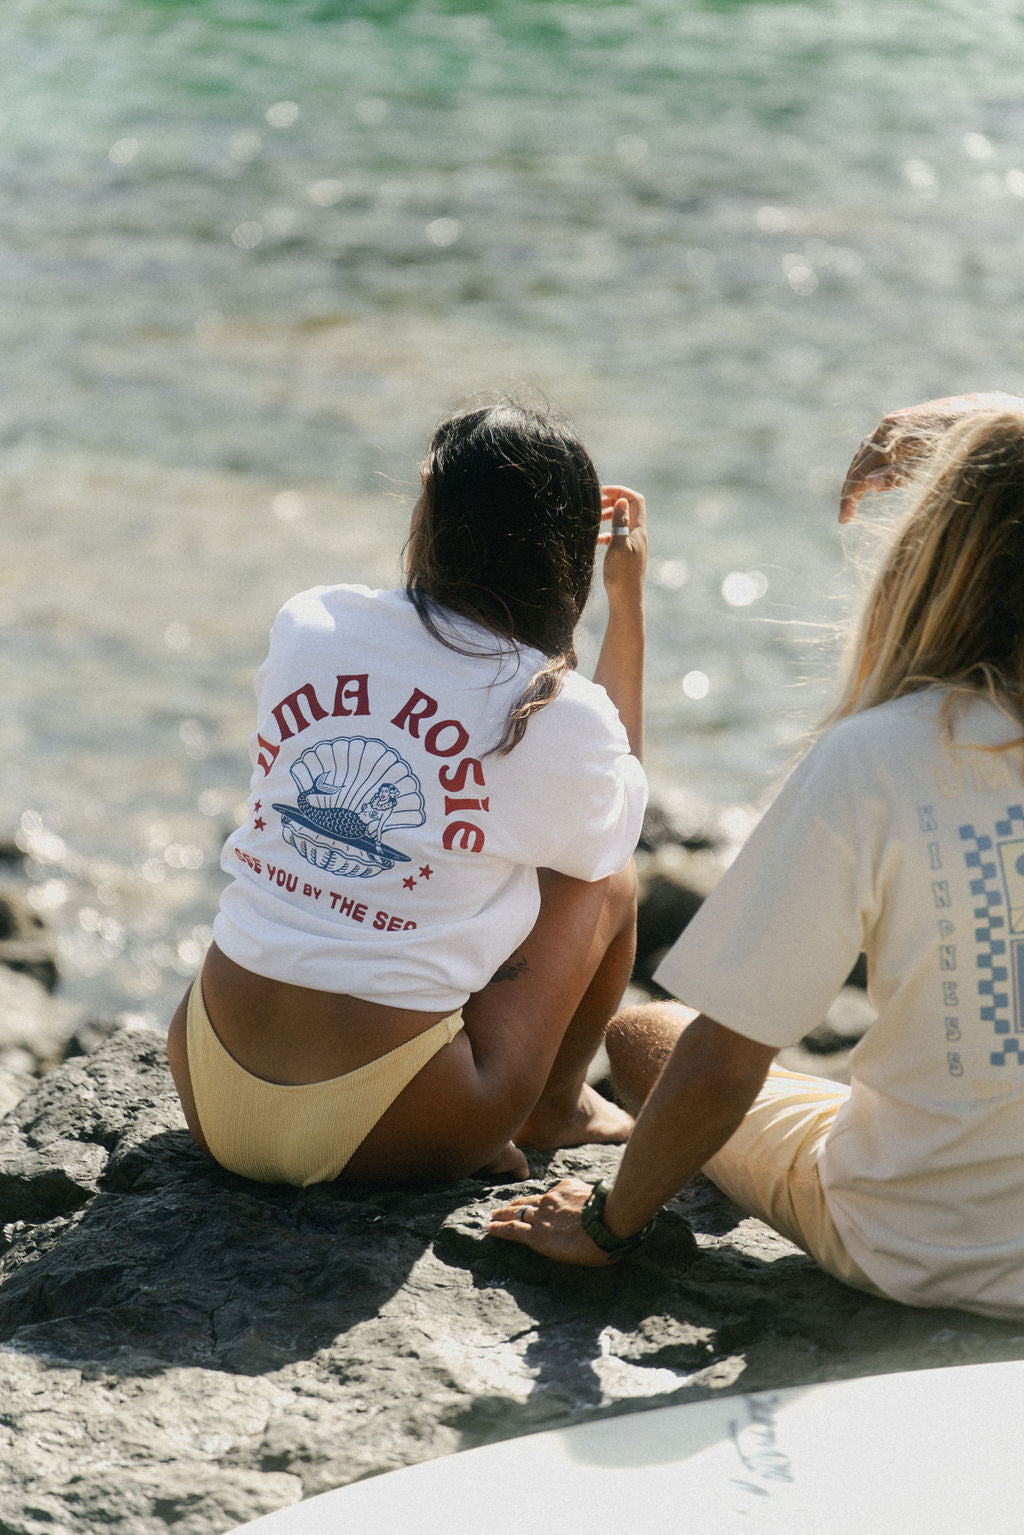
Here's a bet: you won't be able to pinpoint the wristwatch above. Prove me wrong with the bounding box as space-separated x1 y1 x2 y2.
579 1179 656 1260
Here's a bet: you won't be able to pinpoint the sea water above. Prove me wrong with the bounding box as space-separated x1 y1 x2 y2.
3 0 1024 1019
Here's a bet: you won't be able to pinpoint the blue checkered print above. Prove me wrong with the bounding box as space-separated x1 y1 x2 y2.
961 809 1024 1066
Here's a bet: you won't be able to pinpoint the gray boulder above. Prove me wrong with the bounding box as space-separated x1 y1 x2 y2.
0 966 79 1081
2 1028 1024 1535
0 884 59 995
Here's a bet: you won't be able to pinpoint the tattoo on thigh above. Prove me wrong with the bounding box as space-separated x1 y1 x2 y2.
490 956 529 984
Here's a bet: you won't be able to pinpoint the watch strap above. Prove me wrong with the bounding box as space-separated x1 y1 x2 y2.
579 1179 656 1260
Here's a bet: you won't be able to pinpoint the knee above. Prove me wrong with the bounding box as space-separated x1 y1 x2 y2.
605 1001 663 1067
610 859 638 920
538 859 636 909
588 859 638 945
605 1000 695 1107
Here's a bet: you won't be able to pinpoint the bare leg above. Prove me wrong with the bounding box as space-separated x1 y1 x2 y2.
605 1000 701 1116
166 989 212 1156
345 863 640 1182
476 1141 531 1180
514 864 638 1149
169 866 643 1188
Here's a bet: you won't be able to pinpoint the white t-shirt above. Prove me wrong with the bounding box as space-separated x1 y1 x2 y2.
656 690 1024 1318
215 585 646 1010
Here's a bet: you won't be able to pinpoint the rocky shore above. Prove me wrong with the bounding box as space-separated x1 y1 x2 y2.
2 819 1023 1535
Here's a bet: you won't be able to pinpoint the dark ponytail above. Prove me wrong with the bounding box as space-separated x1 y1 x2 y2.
406 400 602 753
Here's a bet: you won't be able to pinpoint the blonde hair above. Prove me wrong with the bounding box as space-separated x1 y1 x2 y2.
823 410 1024 748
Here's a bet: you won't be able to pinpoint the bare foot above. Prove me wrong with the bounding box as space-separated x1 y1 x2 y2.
476 1140 530 1180
514 1083 634 1151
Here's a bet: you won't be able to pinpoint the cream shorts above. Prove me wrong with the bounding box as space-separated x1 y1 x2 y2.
186 980 464 1187
703 1065 884 1297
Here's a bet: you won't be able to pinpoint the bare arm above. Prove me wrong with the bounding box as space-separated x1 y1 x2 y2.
592 485 647 761
488 1015 777 1266
839 392 1024 524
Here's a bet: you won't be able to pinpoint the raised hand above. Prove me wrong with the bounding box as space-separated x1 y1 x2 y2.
839 393 1024 524
598 484 648 590
593 485 647 760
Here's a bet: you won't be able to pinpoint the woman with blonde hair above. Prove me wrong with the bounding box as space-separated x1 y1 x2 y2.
168 398 647 1187
492 393 1024 1320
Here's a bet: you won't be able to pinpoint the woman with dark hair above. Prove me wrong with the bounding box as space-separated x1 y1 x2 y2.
167 399 648 1187
492 394 1024 1320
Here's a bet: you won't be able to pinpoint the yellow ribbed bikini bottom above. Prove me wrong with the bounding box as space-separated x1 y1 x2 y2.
185 980 464 1187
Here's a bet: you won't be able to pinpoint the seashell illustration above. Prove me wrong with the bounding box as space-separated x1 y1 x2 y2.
273 735 425 879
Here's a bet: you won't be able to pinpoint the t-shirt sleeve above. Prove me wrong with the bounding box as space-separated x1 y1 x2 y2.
654 735 882 1048
499 677 648 881
246 585 344 763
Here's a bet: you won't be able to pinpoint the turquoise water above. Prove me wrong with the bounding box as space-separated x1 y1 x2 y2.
4 0 1024 1016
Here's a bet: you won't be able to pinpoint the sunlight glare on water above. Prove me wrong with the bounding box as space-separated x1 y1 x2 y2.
4 0 1024 1015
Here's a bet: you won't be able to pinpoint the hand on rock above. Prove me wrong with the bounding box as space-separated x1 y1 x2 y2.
487 1176 616 1267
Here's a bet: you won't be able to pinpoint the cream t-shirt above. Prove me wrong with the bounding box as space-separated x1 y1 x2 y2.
656 690 1024 1318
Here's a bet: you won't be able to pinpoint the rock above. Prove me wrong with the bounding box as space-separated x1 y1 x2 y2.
0 965 82 1079
634 856 721 991
0 1065 34 1120
0 884 59 993
0 943 123 1097
0 859 141 1090
1 1030 1023 1534
638 799 722 854
635 803 875 1060
778 986 880 1084
634 813 734 990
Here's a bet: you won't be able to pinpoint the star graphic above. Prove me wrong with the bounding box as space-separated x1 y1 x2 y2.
419 865 433 880
403 875 416 891
254 816 266 831
254 801 262 813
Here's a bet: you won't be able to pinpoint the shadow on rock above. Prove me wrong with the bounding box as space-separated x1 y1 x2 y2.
0 1160 477 1374
427 1158 812 1451
4 1013 1024 1535
0 1032 480 1377
423 1144 1024 1461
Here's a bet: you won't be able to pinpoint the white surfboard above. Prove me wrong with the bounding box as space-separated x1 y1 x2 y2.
230 1358 1024 1534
